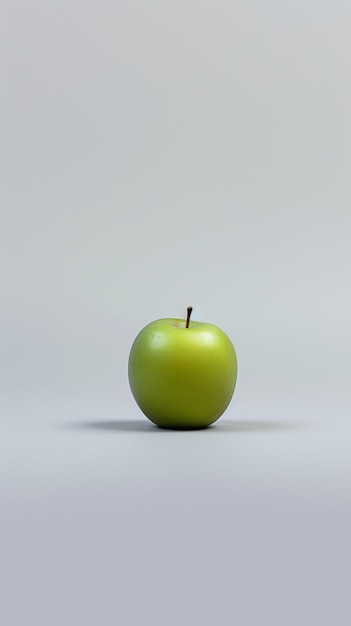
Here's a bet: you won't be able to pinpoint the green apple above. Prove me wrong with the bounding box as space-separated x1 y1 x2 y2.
128 307 237 429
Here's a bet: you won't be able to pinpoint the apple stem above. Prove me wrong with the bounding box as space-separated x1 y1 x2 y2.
186 306 193 328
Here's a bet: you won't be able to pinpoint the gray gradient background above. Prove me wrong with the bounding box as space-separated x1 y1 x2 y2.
1 1 351 624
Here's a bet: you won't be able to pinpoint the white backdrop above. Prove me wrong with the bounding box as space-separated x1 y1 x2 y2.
1 1 350 624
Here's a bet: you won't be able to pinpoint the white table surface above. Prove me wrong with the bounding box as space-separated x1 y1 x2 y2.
2 390 350 626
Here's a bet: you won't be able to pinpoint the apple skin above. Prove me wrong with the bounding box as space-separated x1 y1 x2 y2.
128 317 237 429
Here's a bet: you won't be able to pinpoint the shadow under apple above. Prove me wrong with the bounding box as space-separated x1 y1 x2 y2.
67 418 305 433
